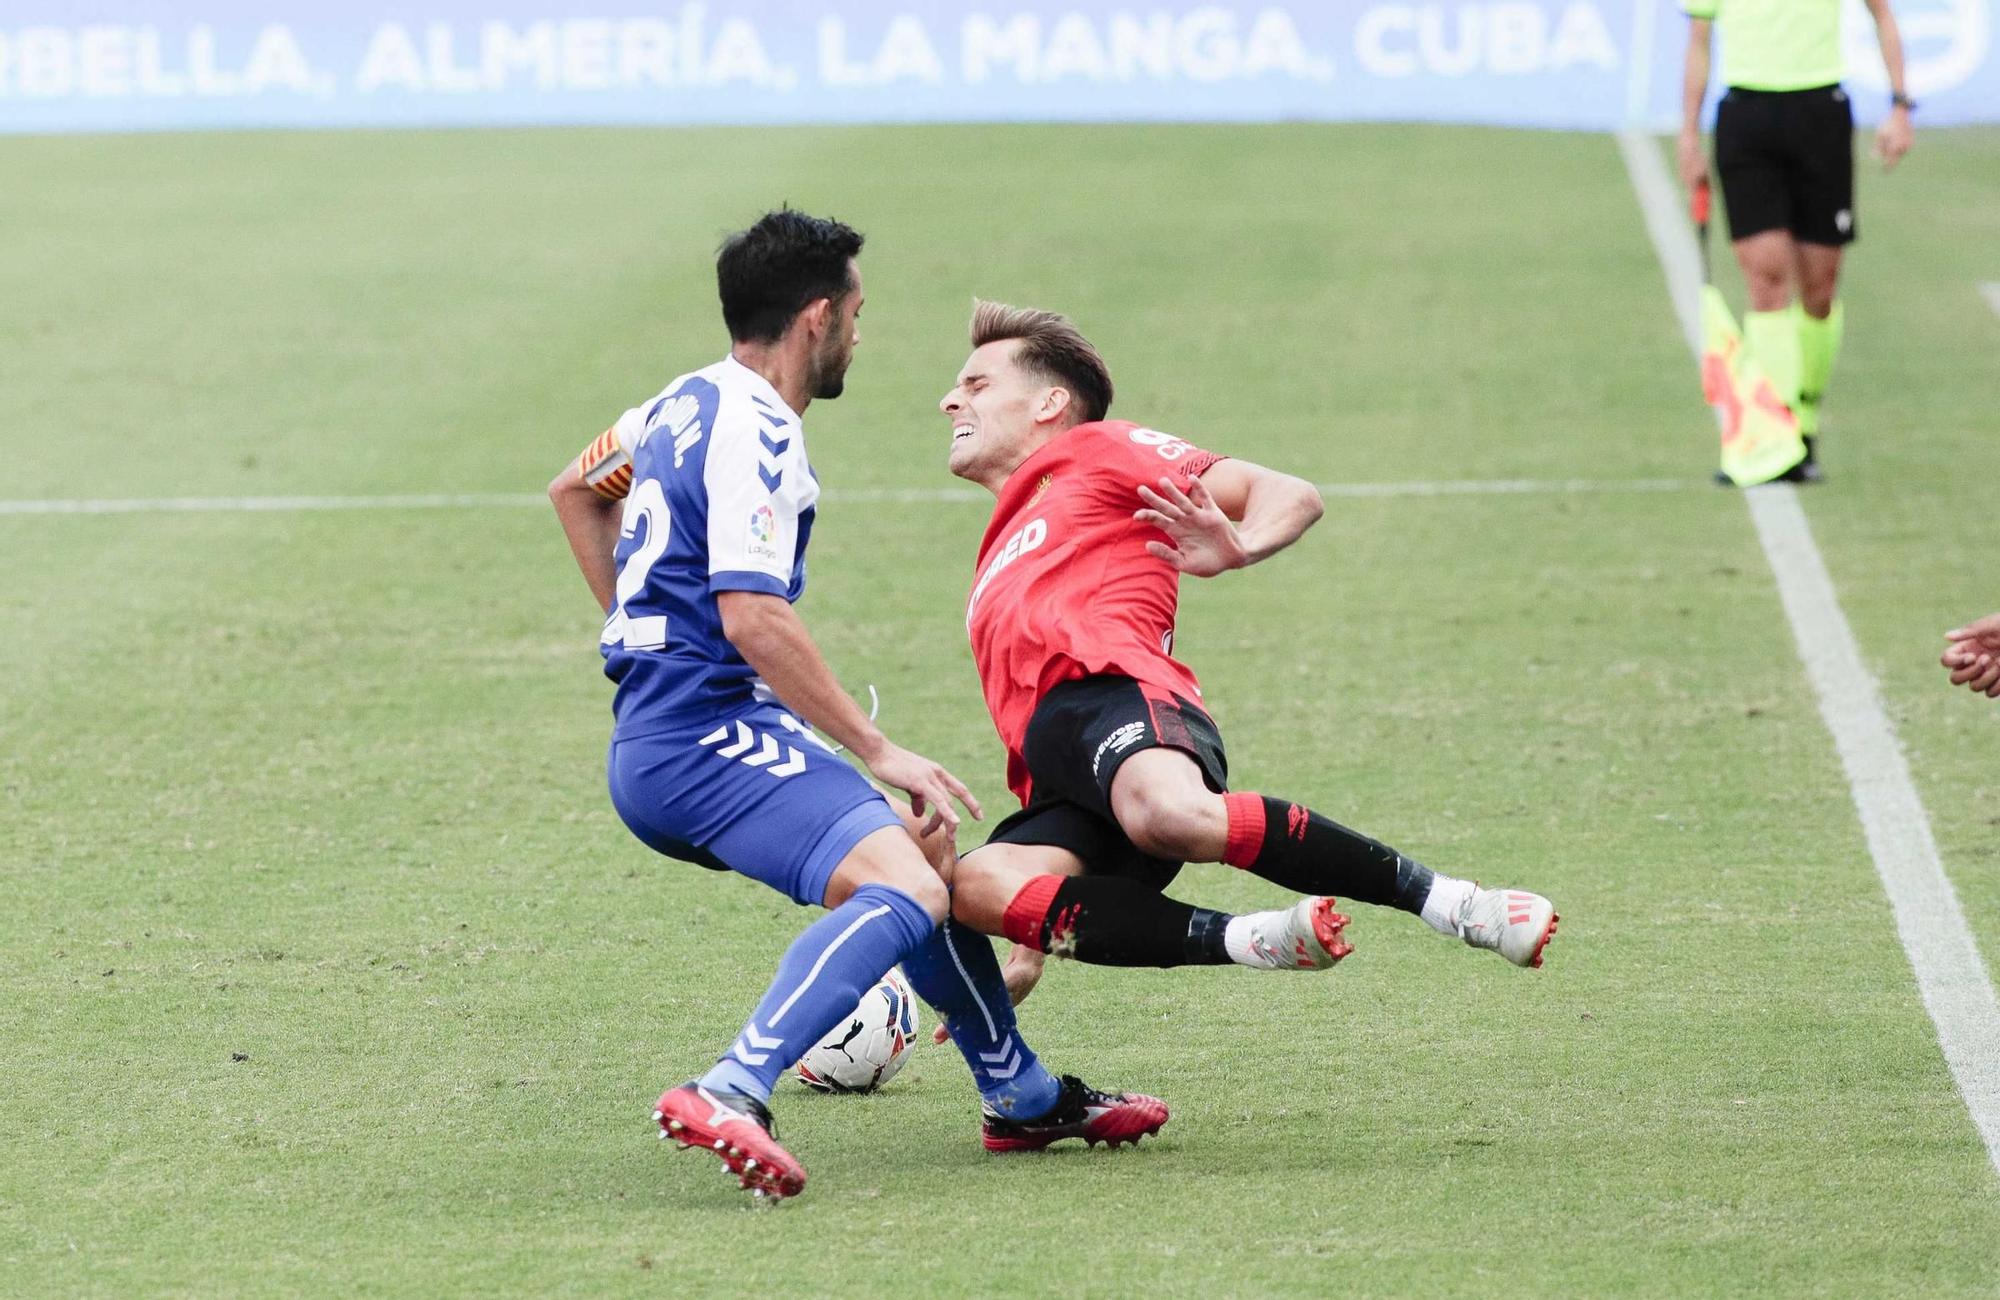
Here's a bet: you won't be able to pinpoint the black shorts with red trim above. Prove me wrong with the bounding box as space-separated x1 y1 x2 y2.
982 675 1229 891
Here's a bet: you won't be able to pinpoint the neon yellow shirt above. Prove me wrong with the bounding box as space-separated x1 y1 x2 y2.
1682 0 1846 91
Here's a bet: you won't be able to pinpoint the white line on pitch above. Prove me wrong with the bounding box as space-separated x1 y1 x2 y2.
1982 283 2000 318
0 492 550 516
0 477 1697 517
1621 128 2000 1179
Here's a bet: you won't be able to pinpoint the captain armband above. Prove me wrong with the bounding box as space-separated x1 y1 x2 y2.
578 427 633 500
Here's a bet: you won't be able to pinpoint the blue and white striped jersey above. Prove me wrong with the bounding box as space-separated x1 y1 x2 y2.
596 356 817 737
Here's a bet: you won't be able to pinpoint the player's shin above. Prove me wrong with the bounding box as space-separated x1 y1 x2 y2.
896 920 1062 1119
1220 792 1469 928
999 874 1235 966
697 883 935 1105
999 873 1350 971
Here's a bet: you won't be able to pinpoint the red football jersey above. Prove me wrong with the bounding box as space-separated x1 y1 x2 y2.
966 420 1225 802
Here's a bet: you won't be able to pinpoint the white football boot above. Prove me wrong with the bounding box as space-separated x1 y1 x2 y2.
1454 886 1558 968
1233 896 1353 970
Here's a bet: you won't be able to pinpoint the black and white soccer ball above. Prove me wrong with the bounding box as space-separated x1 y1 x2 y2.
795 967 919 1094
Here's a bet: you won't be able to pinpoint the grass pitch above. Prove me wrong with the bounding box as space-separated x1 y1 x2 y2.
3 123 1999 1297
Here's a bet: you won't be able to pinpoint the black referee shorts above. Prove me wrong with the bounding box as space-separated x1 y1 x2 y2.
1714 83 1856 246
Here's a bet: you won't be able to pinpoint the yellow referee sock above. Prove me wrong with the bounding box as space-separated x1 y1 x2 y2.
1744 310 1803 420
1795 301 1844 438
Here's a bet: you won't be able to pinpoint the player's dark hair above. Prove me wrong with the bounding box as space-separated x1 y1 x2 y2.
969 300 1114 424
717 210 865 344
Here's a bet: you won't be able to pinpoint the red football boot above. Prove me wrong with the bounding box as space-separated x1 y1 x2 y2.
981 1075 1169 1153
653 1083 806 1199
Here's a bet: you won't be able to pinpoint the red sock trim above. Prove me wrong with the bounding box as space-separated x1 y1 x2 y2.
1002 874 1066 949
1223 792 1266 868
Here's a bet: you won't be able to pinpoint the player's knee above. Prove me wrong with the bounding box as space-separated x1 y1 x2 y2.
1116 784 1223 861
1734 249 1790 311
947 854 1014 934
829 830 951 923
890 801 953 875
888 863 951 923
1744 275 1790 313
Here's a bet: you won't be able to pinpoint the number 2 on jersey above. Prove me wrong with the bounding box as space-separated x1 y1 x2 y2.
606 478 672 651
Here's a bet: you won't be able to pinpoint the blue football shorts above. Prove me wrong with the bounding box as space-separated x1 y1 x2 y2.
607 702 902 907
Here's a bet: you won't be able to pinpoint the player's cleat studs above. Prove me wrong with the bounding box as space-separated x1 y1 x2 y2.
655 1083 808 1200
1237 895 1351 971
1529 914 1561 968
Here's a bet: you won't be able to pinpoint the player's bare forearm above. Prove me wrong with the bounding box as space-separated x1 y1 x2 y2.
1231 471 1323 566
1866 0 1914 166
720 593 979 836
1866 0 1908 95
548 456 623 613
1141 459 1320 577
718 590 887 761
1680 19 1712 135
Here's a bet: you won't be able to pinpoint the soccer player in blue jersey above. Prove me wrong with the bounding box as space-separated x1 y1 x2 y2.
548 211 1165 1199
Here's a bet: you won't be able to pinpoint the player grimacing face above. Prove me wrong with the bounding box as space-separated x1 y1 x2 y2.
941 339 1066 485
809 262 864 401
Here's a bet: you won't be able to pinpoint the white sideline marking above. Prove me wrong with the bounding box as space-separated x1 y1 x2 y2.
1982 283 2000 318
1621 129 2000 1178
0 478 1694 518
0 492 550 516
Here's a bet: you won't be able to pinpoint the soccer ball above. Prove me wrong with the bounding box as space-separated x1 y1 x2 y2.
795 967 919 1093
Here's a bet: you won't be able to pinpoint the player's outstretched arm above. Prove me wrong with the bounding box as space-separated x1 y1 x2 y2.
1134 459 1322 577
548 448 625 613
718 591 982 835
1942 613 2000 697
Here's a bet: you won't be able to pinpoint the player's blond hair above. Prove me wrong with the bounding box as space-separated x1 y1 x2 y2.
969 300 1114 424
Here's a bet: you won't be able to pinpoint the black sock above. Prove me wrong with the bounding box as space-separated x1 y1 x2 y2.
1002 874 1233 967
1223 792 1433 913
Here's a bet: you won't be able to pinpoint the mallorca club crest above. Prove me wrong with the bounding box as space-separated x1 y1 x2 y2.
1028 473 1054 505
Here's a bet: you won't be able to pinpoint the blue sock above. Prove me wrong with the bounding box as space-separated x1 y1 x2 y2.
699 883 935 1105
898 919 1062 1119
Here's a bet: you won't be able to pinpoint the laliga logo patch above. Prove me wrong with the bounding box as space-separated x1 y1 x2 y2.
748 504 778 558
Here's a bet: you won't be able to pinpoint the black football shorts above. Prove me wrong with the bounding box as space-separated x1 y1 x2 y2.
978 675 1229 891
1713 83 1856 246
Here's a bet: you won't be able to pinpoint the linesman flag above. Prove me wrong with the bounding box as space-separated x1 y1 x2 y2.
1693 180 1806 486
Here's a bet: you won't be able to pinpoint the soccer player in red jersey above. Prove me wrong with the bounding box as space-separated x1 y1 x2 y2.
936 301 1558 990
